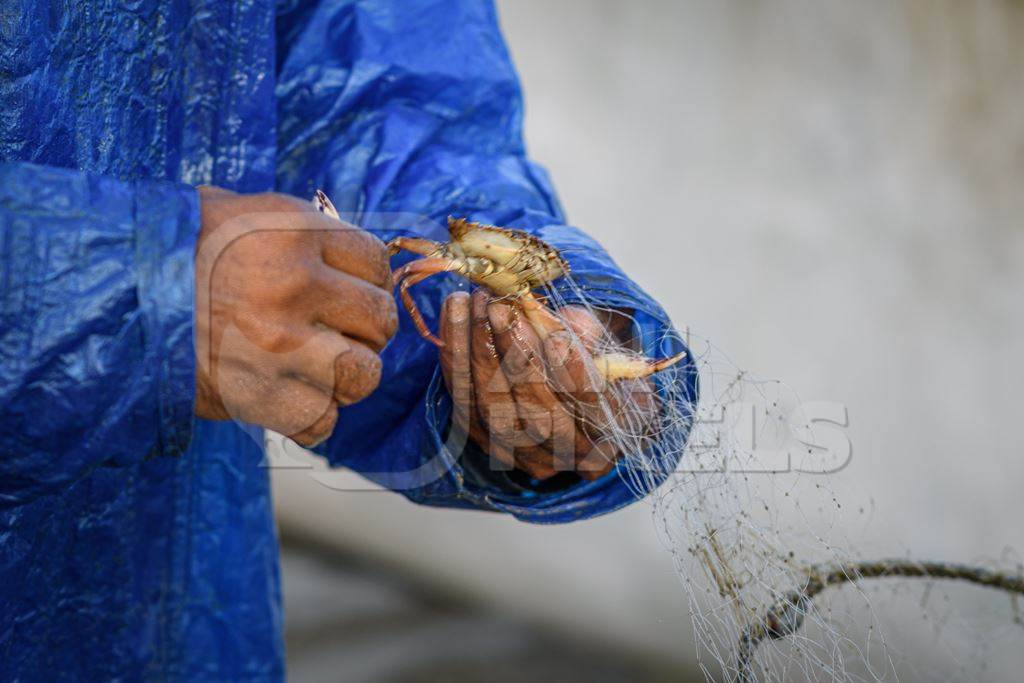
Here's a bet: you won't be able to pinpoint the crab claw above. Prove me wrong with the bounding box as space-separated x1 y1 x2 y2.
313 189 340 220
593 351 687 382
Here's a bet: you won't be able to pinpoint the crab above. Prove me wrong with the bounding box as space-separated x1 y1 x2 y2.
314 190 685 381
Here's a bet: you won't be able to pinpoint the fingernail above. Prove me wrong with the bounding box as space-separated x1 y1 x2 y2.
449 296 468 324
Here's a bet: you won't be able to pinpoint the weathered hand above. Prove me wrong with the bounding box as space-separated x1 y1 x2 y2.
439 289 657 481
193 186 397 446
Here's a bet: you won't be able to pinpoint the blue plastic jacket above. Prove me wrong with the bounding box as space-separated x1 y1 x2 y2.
0 1 696 680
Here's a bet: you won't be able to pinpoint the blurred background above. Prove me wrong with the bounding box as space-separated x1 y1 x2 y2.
272 1 1024 681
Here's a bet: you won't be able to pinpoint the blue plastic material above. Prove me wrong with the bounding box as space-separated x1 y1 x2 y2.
0 1 697 679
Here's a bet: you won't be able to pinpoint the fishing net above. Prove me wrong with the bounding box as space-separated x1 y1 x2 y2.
528 271 1024 682
292 201 1023 681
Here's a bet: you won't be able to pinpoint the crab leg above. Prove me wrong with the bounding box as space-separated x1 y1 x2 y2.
399 272 446 347
327 194 688 380
392 257 454 347
388 236 443 258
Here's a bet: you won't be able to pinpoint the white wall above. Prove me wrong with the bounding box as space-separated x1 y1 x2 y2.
274 0 1024 676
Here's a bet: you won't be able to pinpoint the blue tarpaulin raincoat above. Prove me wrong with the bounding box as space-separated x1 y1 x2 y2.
0 1 695 679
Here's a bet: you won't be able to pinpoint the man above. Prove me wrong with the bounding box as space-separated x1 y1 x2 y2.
0 1 694 679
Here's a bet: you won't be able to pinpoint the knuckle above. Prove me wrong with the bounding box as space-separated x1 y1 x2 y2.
480 404 515 441
350 286 398 350
273 267 315 303
262 326 298 355
502 348 535 380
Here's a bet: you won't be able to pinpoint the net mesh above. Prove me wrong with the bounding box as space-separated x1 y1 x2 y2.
529 271 1024 682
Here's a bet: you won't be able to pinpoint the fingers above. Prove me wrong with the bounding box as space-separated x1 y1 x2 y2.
196 189 386 446
258 377 338 447
513 445 560 480
217 192 391 289
488 297 577 469
545 305 656 441
487 300 551 436
575 437 619 481
465 291 555 474
203 320 341 445
446 291 650 482
285 328 383 406
441 292 516 471
314 268 398 352
287 396 340 448
439 292 473 422
558 305 608 349
543 328 621 438
470 290 528 448
460 415 518 473
539 305 621 452
543 305 608 398
320 220 392 288
543 326 605 399
610 378 658 436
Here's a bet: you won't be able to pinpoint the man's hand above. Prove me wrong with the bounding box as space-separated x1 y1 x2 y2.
439 290 657 481
193 187 397 446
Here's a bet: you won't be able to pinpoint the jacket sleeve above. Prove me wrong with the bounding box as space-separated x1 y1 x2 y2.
0 162 198 509
274 0 697 523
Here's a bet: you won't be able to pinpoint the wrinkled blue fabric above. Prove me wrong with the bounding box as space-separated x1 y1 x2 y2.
0 1 697 680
